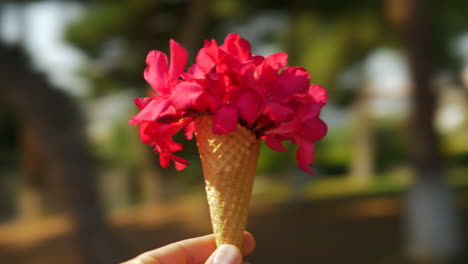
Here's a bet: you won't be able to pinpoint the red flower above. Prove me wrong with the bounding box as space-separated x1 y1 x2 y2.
130 33 328 173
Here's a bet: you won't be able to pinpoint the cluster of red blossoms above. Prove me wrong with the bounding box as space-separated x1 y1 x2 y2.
130 33 327 173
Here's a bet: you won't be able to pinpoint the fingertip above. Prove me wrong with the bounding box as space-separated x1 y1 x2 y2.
241 231 256 256
205 244 242 264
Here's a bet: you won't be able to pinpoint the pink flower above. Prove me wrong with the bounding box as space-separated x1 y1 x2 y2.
130 33 328 173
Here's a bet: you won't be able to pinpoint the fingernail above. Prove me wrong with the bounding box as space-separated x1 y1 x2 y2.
211 244 242 264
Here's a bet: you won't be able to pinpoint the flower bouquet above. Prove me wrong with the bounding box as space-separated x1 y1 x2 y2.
130 33 327 249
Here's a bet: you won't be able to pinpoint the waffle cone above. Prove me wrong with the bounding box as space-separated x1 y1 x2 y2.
195 116 261 249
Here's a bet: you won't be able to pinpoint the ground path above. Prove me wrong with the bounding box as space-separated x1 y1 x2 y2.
1 192 467 264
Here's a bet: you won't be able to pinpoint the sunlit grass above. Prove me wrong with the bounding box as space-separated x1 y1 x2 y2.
304 170 411 200
448 167 468 186
252 166 468 202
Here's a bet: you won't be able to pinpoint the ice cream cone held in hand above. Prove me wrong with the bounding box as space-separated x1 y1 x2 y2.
130 33 328 249
196 116 260 248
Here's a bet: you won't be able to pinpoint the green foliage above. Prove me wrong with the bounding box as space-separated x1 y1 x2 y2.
282 7 387 107
443 132 468 167
93 116 144 168
304 173 409 199
257 142 296 175
62 0 468 183
433 0 468 68
314 125 352 175
442 124 468 156
65 0 182 95
66 0 160 55
374 119 409 171
212 0 242 19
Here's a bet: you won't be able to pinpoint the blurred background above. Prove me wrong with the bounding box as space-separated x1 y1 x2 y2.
1 0 468 263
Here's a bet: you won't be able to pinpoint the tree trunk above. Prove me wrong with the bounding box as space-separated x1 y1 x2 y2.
350 91 375 183
398 0 463 261
18 124 48 220
140 149 166 203
0 44 122 264
178 0 210 60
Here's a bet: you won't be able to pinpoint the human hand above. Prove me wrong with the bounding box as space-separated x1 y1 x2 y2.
121 232 255 264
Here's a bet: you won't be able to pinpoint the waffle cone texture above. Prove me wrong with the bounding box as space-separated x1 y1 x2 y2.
195 116 261 249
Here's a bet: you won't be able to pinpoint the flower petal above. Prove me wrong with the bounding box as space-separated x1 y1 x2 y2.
137 122 154 144
159 152 171 168
195 40 219 73
212 105 238 134
221 33 252 61
265 120 296 137
164 138 184 153
183 121 195 140
134 97 152 110
308 84 327 105
297 118 328 142
274 67 310 100
296 103 323 121
260 52 288 76
168 39 188 84
144 50 169 94
170 82 204 110
237 91 262 124
129 99 170 125
137 120 184 143
263 102 293 123
195 93 220 113
153 137 188 170
172 155 190 170
296 140 314 174
265 134 287 152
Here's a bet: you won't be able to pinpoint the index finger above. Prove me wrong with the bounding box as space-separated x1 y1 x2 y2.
123 232 255 264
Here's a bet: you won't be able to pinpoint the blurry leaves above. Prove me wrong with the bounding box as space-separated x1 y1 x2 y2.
257 142 296 175
65 0 160 55
374 119 409 172
212 0 242 19
433 0 468 69
65 0 210 96
60 0 468 182
285 8 386 106
95 120 143 167
314 125 352 175
65 0 164 96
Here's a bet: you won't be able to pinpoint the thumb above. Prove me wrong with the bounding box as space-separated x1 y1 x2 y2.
204 244 242 264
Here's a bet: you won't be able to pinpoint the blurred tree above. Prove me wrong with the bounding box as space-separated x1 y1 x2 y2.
0 109 17 221
0 43 122 264
65 0 208 95
65 0 214 204
284 0 385 182
349 91 375 182
17 124 49 220
389 0 463 261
